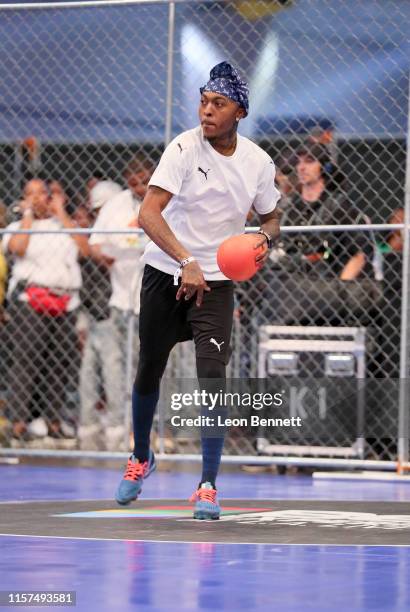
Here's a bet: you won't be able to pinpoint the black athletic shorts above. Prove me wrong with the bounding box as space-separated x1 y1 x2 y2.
139 264 234 365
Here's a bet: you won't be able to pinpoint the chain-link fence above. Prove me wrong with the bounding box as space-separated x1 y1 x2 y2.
0 0 409 467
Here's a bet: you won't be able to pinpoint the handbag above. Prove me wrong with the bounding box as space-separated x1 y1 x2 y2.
26 286 71 317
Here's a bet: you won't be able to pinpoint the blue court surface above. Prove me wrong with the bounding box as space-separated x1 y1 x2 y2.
1 464 410 611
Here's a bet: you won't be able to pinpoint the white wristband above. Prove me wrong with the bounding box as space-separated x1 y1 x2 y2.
173 256 196 286
180 256 196 268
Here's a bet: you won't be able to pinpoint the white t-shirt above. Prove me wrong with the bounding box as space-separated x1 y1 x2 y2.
142 126 280 280
3 217 82 311
89 189 148 314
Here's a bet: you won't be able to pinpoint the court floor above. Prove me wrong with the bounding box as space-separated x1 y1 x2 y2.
1 463 410 611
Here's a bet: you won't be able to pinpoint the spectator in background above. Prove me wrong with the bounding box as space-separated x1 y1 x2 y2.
307 124 338 169
3 178 88 441
49 179 68 206
78 171 105 209
88 155 154 451
261 142 372 326
72 203 91 231
86 171 105 196
76 180 127 451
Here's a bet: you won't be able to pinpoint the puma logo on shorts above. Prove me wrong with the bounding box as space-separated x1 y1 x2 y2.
210 338 224 352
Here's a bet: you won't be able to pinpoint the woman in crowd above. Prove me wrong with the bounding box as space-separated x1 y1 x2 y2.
3 178 88 440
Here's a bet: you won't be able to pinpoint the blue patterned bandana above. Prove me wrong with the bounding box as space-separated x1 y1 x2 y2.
200 61 249 117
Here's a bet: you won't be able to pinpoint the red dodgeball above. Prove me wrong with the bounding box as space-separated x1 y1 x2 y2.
217 234 267 281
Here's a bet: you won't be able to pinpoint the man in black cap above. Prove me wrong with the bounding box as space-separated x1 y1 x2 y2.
284 143 366 281
261 142 372 328
115 61 281 519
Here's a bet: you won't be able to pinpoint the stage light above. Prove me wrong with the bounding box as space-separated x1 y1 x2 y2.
325 354 355 378
267 352 298 376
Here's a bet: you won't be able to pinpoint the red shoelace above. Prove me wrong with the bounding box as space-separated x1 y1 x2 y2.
189 488 217 504
124 459 148 482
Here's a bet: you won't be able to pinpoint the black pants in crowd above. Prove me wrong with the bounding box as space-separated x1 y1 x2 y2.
6 299 80 423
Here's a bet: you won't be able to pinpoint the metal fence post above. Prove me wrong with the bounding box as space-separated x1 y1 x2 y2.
397 73 410 473
164 1 175 148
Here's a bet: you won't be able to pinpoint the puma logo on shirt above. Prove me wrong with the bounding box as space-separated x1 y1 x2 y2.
210 338 224 352
177 143 184 154
198 167 211 180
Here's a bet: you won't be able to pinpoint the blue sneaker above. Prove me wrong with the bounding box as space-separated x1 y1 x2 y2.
189 482 220 520
115 451 156 506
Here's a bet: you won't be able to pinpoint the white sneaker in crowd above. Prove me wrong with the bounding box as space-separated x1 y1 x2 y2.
60 420 76 439
27 417 48 438
77 424 104 450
